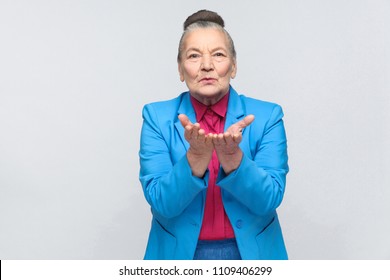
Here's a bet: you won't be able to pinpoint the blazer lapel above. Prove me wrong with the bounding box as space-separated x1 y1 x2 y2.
174 92 196 151
224 86 245 131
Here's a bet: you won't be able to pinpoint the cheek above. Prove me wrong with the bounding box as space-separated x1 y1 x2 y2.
183 63 199 80
216 63 234 78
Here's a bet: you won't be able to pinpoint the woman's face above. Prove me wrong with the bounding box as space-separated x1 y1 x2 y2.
178 28 236 105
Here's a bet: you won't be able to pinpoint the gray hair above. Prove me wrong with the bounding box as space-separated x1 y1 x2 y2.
177 21 236 62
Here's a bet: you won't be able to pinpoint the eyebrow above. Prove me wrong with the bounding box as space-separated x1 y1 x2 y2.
185 47 228 53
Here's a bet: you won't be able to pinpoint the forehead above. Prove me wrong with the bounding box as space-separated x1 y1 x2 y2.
183 28 229 50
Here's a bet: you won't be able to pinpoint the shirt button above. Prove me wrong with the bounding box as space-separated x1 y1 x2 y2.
236 220 243 229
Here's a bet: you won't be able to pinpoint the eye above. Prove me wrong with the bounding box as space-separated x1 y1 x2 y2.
214 52 226 57
188 53 200 59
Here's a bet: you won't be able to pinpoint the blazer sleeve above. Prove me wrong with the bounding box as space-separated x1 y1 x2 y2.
217 104 288 216
139 104 208 218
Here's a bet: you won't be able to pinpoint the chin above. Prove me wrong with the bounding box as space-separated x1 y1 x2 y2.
191 87 227 104
196 86 226 97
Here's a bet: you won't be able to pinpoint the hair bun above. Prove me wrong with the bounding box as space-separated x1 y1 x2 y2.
183 9 225 30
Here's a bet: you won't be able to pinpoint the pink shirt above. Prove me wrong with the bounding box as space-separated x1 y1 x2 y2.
190 93 235 240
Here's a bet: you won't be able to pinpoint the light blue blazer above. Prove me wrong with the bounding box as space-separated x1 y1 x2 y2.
139 86 289 260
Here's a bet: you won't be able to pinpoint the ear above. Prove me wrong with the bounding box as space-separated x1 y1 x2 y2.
178 63 185 82
230 60 237 79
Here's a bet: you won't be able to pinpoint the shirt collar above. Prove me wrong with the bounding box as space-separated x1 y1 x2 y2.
190 92 230 122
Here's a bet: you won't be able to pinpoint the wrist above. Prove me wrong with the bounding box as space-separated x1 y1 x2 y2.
186 149 213 178
219 149 243 175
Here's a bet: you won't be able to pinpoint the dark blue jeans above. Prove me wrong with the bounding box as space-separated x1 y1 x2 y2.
193 238 242 260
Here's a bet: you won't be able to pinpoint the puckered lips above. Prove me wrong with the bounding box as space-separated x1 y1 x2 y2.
199 77 217 84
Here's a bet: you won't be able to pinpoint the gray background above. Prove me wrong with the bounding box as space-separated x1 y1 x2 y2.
0 0 389 259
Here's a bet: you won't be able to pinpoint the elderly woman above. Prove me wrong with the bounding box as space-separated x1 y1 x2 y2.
139 10 289 260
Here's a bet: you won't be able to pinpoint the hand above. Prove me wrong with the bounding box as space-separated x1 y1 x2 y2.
178 114 214 177
212 115 255 174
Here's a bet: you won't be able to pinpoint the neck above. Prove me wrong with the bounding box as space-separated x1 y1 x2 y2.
191 92 228 106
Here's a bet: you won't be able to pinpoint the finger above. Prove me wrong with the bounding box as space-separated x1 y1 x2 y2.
237 114 255 130
178 114 192 128
233 133 242 143
224 132 235 146
218 133 226 144
191 123 201 137
210 133 218 145
183 125 194 140
197 128 206 141
212 133 225 146
185 123 201 140
205 134 214 145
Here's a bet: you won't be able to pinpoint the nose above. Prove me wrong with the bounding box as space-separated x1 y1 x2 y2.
201 54 213 72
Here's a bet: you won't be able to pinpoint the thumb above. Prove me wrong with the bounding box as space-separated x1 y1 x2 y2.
238 114 255 130
178 114 191 128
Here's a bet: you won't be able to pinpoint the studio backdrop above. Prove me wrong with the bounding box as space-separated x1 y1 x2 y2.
0 0 389 259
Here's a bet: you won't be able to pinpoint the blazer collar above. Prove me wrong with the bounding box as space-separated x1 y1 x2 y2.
174 93 194 150
224 86 245 130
